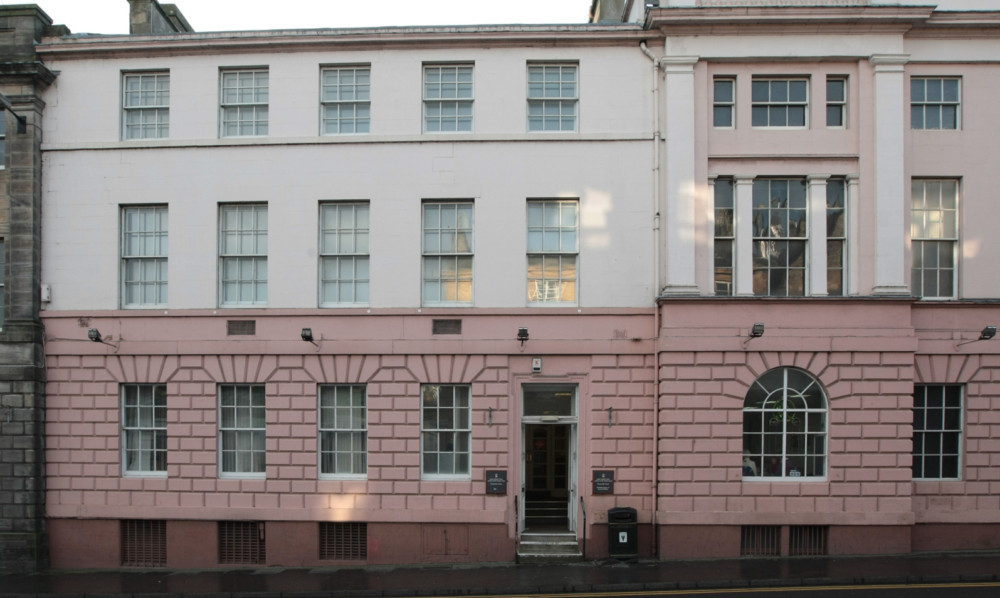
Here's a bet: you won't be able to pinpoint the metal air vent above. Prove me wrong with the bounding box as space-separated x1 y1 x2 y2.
120 519 166 567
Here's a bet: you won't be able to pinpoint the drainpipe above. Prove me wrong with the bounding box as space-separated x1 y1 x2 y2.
639 39 665 560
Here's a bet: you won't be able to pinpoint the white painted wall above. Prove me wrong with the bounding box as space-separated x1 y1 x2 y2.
40 44 657 311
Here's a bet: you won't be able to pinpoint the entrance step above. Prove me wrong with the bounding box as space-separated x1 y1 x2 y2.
517 531 582 563
524 500 568 528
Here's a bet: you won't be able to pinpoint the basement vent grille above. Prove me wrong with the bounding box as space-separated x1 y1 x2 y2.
319 522 368 561
218 521 266 565
120 519 166 567
432 319 462 335
227 320 256 336
789 525 828 556
740 525 780 556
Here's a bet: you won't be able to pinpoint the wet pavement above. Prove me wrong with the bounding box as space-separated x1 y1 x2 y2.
3 551 1000 597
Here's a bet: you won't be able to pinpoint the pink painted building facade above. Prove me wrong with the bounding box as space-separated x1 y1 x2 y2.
29 0 1000 568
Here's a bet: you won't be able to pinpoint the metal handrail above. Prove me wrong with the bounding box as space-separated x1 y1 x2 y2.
514 495 520 545
580 495 586 559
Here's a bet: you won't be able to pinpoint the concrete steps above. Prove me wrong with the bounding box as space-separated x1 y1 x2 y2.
517 530 581 563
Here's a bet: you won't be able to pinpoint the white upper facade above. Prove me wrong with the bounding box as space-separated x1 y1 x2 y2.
39 36 657 311
35 3 1000 312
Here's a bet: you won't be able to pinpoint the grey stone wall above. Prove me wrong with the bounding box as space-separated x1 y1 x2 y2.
0 4 56 573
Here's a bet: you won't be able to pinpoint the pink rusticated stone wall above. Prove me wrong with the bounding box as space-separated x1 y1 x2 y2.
910 305 1000 552
42 311 656 567
655 300 918 558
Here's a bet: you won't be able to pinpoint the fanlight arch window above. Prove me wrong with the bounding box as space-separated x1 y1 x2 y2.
743 368 827 479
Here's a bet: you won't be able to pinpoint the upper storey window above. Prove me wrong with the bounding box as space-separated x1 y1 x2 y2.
121 205 168 308
423 201 474 305
911 179 958 299
219 204 268 306
321 66 371 135
752 78 808 127
122 72 169 140
527 199 578 304
220 69 269 137
753 178 807 296
911 77 960 130
527 63 578 132
423 64 473 133
320 202 370 306
713 77 735 128
826 76 847 128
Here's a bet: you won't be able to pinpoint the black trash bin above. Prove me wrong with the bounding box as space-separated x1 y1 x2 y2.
607 506 638 559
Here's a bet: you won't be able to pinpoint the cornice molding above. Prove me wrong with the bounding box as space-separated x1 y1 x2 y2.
37 25 649 59
647 5 934 32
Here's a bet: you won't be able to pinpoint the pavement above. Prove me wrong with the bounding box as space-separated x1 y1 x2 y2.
3 551 1000 597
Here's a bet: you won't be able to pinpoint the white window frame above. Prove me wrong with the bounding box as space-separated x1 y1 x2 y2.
321 65 371 135
420 384 471 479
220 68 269 138
826 76 847 128
826 178 846 296
912 384 963 480
318 385 368 479
218 384 266 479
713 76 736 128
751 78 809 128
121 205 168 308
911 179 958 300
743 368 827 481
713 178 734 296
122 71 170 140
320 202 370 306
527 63 578 132
422 201 474 306
527 199 579 305
122 383 167 477
911 77 960 130
752 178 808 297
423 64 473 133
219 204 268 307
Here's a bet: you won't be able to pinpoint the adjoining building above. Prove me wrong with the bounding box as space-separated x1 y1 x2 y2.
0 4 58 573
1 0 996 570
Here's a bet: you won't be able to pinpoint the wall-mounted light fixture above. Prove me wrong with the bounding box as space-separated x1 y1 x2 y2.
0 92 27 134
743 322 765 348
955 325 997 348
517 327 529 347
608 406 614 427
301 327 319 347
87 328 118 349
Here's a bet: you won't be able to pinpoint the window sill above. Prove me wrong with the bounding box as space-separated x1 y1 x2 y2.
742 476 827 482
219 473 266 479
421 473 472 481
122 471 167 478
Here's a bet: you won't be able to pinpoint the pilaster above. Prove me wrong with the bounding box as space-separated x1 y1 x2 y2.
869 54 910 296
660 56 700 296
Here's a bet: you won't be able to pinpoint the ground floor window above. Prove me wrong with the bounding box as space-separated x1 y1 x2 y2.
913 384 962 479
743 368 827 479
421 384 471 477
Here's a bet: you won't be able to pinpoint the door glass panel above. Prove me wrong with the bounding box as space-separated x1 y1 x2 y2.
523 385 575 417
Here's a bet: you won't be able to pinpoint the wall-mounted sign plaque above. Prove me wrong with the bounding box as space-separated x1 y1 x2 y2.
486 470 507 494
593 470 614 494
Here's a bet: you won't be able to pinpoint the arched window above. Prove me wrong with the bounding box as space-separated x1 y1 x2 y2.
743 368 827 479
